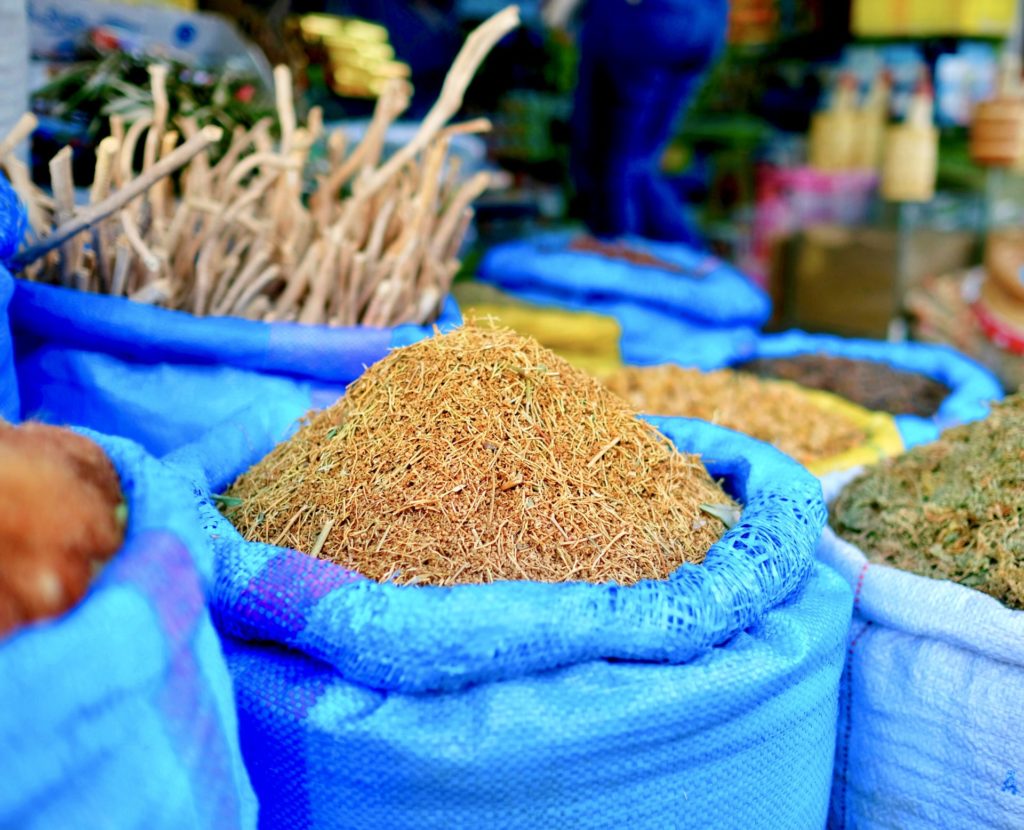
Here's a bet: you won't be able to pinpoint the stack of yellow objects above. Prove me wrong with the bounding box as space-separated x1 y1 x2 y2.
452 282 623 376
852 0 1015 37
298 14 411 98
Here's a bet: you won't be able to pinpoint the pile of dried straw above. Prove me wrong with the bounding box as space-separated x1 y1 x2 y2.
225 323 732 585
603 364 868 466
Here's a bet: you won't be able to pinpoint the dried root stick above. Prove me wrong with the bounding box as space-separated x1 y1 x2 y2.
359 6 519 201
14 126 223 270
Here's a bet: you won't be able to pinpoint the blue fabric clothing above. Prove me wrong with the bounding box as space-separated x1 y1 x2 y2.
572 0 729 243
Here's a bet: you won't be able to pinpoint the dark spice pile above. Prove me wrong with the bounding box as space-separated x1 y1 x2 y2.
832 395 1023 609
736 354 950 418
225 323 732 586
0 423 125 636
603 364 868 466
568 235 708 276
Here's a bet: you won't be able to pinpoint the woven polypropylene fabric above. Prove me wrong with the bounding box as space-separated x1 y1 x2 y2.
9 278 461 455
223 561 850 830
0 265 17 420
817 527 1024 830
190 413 849 828
499 288 760 369
207 416 828 693
477 231 770 323
737 330 1004 447
0 431 257 829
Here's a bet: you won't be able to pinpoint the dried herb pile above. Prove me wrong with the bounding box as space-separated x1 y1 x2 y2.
736 354 950 418
569 235 687 272
568 235 715 278
603 364 868 466
225 323 732 586
832 395 1024 609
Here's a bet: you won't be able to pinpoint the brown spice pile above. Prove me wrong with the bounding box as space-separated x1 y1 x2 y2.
736 354 951 418
603 364 868 466
568 235 707 275
832 395 1024 609
224 323 732 585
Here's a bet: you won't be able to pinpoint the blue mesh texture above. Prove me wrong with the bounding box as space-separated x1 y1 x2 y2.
0 265 17 420
179 412 850 829
203 416 830 694
476 230 771 327
0 430 257 829
728 330 1005 447
9 277 460 455
222 561 850 830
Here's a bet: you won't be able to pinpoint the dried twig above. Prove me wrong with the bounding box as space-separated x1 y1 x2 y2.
4 6 517 328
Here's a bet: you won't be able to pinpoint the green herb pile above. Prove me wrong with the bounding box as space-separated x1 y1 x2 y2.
832 395 1023 609
33 50 275 158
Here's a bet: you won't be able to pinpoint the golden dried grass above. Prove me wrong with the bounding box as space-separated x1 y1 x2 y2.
225 323 732 585
602 364 868 465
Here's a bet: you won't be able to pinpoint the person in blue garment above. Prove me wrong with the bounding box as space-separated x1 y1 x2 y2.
547 0 730 247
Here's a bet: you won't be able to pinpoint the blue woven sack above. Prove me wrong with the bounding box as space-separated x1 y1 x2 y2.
0 174 23 422
185 411 851 829
0 430 257 829
817 473 1024 830
9 278 460 455
476 231 770 365
729 330 1004 447
0 266 17 421
818 525 1024 830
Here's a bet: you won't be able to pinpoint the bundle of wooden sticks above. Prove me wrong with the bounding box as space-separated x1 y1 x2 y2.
2 6 518 327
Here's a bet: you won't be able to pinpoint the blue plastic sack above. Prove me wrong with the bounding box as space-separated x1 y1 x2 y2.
0 430 257 829
815 482 1024 830
731 330 1004 447
0 176 25 420
476 231 770 365
503 287 760 369
184 410 851 828
9 278 460 455
0 266 17 421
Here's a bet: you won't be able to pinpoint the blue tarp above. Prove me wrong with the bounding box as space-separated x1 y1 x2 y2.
0 266 17 421
476 231 769 367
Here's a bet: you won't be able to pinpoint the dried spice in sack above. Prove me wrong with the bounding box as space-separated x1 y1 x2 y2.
831 395 1024 609
225 324 733 586
603 364 868 466
735 354 950 418
568 235 715 277
0 423 126 636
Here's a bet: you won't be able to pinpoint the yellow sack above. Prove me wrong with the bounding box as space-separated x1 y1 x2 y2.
800 386 904 476
454 282 623 370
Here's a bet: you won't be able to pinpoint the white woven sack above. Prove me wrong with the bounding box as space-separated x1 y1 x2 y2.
819 472 1024 829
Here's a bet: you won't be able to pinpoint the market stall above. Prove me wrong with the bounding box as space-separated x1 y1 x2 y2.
1 2 1021 829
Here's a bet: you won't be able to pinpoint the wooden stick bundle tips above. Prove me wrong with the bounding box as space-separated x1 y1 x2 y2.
0 5 519 329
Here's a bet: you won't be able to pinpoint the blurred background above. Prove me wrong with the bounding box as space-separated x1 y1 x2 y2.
12 0 1024 387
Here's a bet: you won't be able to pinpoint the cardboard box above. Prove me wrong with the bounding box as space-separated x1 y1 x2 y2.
774 223 977 338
